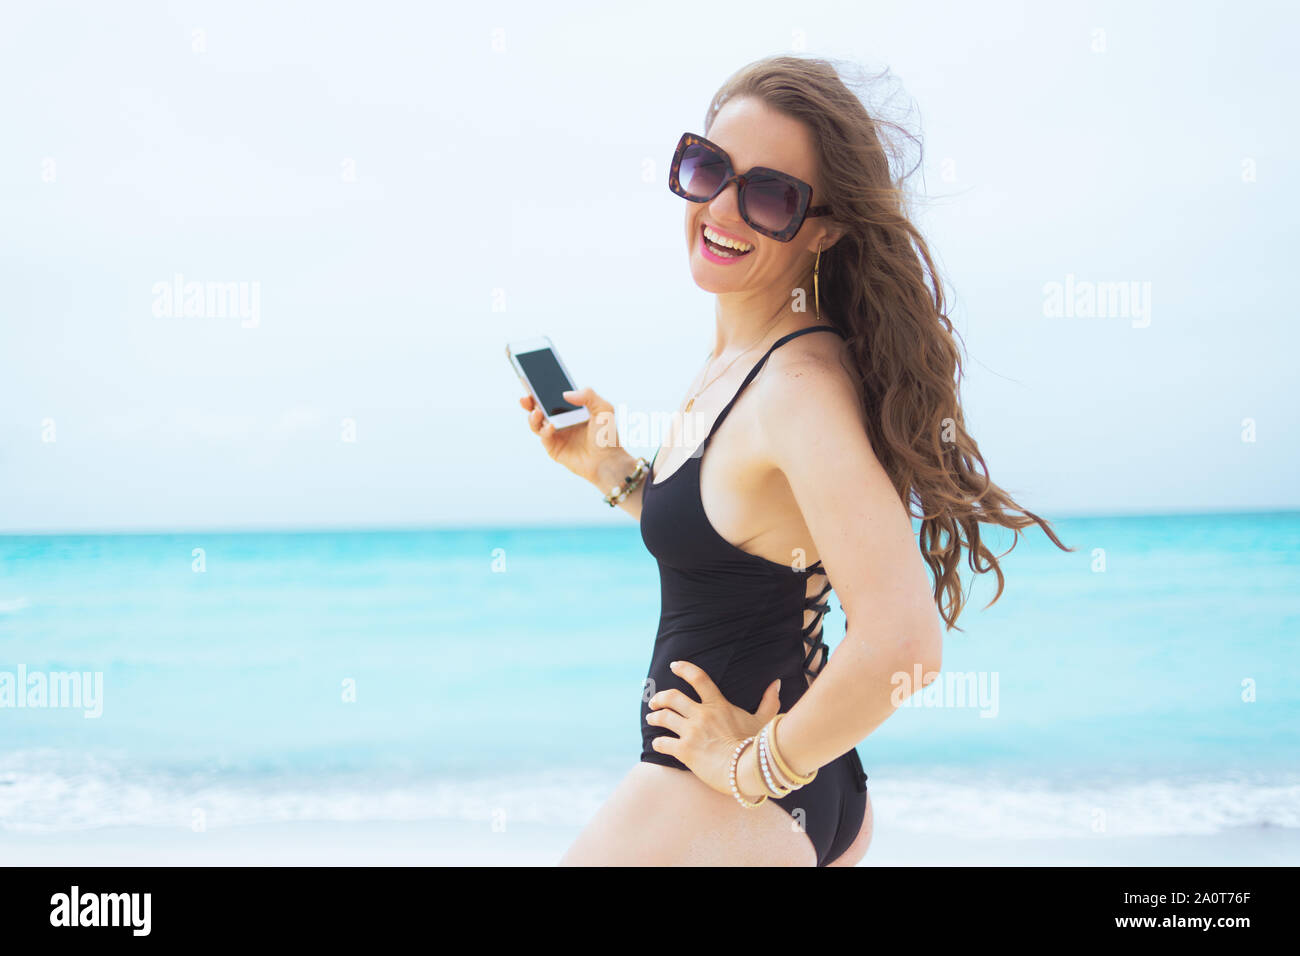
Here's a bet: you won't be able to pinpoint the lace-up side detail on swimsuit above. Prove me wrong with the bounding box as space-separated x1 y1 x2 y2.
638 324 869 867
801 560 833 683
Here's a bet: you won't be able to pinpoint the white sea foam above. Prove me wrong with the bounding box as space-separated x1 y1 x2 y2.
1 752 1297 838
872 772 1300 838
0 751 613 834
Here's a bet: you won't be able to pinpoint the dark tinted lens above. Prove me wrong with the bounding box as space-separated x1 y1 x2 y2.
677 143 727 200
743 176 801 234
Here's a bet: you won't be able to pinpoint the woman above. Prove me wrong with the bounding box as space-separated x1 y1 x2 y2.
519 55 1070 866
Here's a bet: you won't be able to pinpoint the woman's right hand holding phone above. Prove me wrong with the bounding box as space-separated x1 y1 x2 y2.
518 386 638 493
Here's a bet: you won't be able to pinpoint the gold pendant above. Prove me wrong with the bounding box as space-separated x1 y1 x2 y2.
685 397 695 412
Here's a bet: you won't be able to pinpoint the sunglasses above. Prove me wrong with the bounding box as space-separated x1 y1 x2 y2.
668 132 832 242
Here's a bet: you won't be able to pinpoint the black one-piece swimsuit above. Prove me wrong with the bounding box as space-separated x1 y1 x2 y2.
639 324 869 867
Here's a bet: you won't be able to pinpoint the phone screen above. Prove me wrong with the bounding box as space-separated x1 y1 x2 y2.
516 348 581 416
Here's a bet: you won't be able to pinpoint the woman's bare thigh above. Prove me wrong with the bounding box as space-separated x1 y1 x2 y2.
559 762 817 866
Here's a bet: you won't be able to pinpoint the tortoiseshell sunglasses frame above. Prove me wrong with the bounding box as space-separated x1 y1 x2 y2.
667 132 832 242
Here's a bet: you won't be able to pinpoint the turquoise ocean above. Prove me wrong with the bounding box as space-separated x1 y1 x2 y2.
1 512 1298 839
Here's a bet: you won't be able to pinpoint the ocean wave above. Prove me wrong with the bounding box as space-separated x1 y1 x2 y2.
0 751 614 834
873 771 1300 838
0 751 1297 837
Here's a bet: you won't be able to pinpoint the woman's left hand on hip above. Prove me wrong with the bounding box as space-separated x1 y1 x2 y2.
645 659 781 796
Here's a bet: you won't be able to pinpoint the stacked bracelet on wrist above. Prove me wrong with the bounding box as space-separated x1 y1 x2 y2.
603 457 650 507
757 721 795 797
731 712 820 809
763 713 817 790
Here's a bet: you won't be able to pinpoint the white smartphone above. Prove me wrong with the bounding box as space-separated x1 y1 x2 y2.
506 336 591 430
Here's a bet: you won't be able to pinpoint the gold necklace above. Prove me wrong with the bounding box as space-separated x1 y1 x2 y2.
684 300 791 412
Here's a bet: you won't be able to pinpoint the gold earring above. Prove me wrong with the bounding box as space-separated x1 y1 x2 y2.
813 241 823 322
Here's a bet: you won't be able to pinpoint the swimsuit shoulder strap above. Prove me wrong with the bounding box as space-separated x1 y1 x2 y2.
703 324 847 447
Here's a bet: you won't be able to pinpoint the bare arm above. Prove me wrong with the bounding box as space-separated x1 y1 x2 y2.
735 352 944 795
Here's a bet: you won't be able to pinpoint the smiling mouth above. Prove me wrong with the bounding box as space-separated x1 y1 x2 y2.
701 223 754 259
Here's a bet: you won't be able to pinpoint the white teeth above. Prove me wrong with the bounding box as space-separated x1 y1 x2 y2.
703 224 753 253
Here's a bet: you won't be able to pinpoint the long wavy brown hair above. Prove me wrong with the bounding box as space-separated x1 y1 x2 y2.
705 55 1073 631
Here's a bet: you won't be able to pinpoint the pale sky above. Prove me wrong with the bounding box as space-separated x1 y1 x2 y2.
2 0 1296 532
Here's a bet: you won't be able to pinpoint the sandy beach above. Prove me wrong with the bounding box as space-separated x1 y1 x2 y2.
3 820 1296 866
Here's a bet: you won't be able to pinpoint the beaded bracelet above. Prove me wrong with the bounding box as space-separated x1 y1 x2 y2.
603 457 650 507
729 737 767 809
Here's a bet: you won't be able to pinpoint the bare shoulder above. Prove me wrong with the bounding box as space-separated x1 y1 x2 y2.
753 326 865 434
